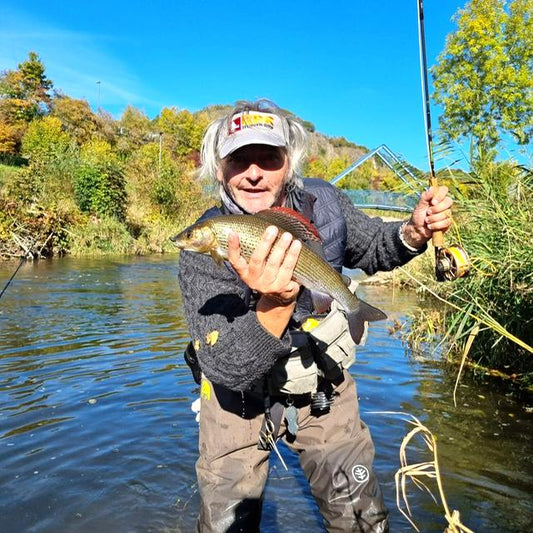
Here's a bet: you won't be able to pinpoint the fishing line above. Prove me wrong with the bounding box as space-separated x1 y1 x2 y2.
0 239 35 300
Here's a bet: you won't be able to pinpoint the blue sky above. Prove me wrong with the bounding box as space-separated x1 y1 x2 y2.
1 1 484 170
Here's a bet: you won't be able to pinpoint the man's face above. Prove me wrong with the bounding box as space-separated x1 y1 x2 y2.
217 144 289 213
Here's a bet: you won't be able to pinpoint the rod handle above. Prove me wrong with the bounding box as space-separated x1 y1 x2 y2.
429 177 444 247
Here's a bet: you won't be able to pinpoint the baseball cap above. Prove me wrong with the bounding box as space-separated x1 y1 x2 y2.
218 111 287 159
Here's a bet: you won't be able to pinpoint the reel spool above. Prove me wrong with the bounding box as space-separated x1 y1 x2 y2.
430 176 471 282
435 244 471 282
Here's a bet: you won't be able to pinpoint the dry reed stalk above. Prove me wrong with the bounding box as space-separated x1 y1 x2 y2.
373 411 474 533
452 323 480 407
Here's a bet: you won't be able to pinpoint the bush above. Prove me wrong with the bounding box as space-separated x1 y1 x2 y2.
18 116 79 208
0 196 77 258
74 164 126 220
22 116 70 160
74 140 126 220
67 216 134 256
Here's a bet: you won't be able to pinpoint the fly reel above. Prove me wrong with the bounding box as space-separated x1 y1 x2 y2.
435 245 471 282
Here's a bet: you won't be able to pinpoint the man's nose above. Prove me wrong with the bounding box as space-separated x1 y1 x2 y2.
247 163 263 180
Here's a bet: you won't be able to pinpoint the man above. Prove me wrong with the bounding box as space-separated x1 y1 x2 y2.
178 100 453 532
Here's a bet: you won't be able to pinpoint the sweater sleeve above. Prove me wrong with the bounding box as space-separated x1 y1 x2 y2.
332 187 427 274
178 249 293 391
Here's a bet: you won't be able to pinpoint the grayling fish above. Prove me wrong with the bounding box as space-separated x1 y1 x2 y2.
171 207 386 343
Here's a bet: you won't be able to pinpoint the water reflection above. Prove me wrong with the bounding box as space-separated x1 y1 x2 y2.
0 256 532 532
401 365 533 532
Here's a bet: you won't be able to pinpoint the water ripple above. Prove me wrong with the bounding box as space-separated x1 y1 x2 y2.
0 257 531 533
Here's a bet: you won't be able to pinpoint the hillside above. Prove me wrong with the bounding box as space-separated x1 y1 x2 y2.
0 53 407 259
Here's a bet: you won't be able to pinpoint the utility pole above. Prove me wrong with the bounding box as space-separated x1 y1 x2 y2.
158 132 163 177
96 81 101 109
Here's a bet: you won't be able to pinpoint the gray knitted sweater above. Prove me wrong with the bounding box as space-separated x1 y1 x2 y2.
178 184 424 391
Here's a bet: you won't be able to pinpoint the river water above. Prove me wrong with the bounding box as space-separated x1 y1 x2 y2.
0 255 531 533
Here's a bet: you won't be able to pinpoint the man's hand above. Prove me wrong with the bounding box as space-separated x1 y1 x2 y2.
402 186 454 249
227 225 302 302
227 226 302 337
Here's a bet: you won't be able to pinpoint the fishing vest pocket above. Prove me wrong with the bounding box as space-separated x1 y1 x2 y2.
269 330 319 395
306 303 363 382
268 303 366 395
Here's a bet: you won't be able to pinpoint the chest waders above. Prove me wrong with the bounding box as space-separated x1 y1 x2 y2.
256 280 367 450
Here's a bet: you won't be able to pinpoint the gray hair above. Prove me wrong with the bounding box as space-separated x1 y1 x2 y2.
199 99 308 191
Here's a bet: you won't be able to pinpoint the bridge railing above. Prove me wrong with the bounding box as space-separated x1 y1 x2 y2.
331 144 422 212
342 189 419 212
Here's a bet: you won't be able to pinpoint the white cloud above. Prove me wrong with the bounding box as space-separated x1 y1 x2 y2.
0 7 165 115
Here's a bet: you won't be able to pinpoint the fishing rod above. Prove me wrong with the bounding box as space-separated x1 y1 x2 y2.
416 0 470 281
0 238 36 300
0 255 26 299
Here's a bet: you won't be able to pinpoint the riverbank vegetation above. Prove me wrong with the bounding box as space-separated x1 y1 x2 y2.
398 0 533 390
400 161 533 390
0 53 400 259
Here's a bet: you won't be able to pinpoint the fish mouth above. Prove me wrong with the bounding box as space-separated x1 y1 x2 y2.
169 231 187 246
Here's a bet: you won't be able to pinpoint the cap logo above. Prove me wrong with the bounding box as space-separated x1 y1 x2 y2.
229 112 275 135
219 110 285 158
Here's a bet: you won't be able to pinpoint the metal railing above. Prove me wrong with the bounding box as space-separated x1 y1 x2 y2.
330 144 423 192
330 144 423 211
342 189 419 213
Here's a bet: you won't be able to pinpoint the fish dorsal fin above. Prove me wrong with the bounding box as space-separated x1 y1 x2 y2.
255 207 322 243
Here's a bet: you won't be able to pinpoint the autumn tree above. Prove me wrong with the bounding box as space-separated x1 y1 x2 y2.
0 51 53 124
0 52 53 155
432 0 533 162
21 116 71 160
0 123 19 155
156 107 209 159
51 96 101 145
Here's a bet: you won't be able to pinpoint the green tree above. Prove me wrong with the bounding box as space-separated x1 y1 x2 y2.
75 140 126 220
502 0 533 143
432 0 533 162
0 51 53 125
116 105 153 153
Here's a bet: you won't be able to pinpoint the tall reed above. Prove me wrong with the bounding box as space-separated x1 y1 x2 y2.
405 160 533 386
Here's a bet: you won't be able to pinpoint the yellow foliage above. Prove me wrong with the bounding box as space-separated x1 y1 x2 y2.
21 116 71 159
0 123 19 155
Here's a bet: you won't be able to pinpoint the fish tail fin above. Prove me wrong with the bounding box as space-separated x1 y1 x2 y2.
347 300 387 344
